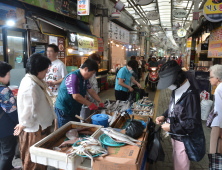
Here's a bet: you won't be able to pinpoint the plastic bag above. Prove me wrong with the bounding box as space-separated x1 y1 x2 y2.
201 99 213 120
125 115 144 139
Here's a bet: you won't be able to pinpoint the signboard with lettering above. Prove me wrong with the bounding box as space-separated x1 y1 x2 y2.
208 26 222 58
173 9 187 18
20 0 77 19
77 0 90 15
68 32 78 50
146 11 159 20
97 38 104 52
58 37 65 59
136 0 153 5
49 36 58 45
204 0 222 22
109 21 130 44
77 33 98 52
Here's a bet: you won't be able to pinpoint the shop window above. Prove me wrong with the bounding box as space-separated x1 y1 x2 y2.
7 30 24 69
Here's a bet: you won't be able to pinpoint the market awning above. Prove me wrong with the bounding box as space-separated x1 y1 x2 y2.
32 15 93 36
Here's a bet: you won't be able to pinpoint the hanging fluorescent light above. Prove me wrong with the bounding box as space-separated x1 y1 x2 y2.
79 52 84 56
6 20 15 26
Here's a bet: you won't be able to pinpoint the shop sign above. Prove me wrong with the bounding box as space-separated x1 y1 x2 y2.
77 33 98 52
208 26 222 58
173 9 187 18
77 0 90 15
0 2 16 21
68 32 78 50
58 37 65 59
97 38 104 52
193 12 199 20
146 11 159 20
177 28 186 37
136 0 153 5
20 0 77 19
49 36 58 46
204 0 222 22
109 21 130 44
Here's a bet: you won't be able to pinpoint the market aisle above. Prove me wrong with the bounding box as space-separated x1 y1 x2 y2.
149 89 211 170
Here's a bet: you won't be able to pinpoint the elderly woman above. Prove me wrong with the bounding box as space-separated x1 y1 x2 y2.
14 54 57 170
209 65 222 154
0 62 20 170
156 60 204 170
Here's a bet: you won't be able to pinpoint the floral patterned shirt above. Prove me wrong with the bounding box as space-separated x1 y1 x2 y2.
0 86 17 113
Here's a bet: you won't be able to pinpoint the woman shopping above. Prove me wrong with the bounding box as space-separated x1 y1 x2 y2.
209 65 222 154
14 54 57 170
115 60 141 101
155 60 204 170
0 62 20 170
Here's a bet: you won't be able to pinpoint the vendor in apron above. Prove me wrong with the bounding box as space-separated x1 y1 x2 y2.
55 59 104 128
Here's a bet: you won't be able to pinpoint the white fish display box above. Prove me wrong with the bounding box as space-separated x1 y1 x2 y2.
30 122 102 170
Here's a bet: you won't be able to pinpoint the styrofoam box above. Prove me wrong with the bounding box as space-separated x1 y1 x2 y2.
30 121 102 170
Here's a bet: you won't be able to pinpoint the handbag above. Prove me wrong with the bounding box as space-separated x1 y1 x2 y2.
206 109 218 128
147 126 165 162
208 137 222 170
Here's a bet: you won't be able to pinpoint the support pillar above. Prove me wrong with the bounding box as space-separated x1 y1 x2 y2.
190 0 201 70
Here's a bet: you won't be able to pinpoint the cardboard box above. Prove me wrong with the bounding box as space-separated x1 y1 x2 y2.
30 122 102 170
92 132 148 170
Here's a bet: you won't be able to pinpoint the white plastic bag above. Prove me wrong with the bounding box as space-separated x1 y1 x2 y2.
201 100 213 120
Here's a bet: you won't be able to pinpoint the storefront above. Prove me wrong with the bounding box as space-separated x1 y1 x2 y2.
108 21 130 69
0 2 27 86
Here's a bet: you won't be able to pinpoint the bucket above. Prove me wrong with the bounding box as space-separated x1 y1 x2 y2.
91 114 109 127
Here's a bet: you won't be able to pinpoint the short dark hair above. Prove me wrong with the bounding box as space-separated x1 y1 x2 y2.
127 60 138 69
47 44 59 53
141 56 144 59
0 61 12 77
130 56 136 60
81 59 98 72
26 53 51 76
88 53 101 63
160 60 186 88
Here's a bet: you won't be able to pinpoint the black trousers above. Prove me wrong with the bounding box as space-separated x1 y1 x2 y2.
115 90 128 101
0 135 16 170
138 68 141 80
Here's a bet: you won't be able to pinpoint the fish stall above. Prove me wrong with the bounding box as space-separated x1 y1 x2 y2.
29 98 155 170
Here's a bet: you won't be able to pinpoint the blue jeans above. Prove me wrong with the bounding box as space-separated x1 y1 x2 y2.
55 107 80 128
